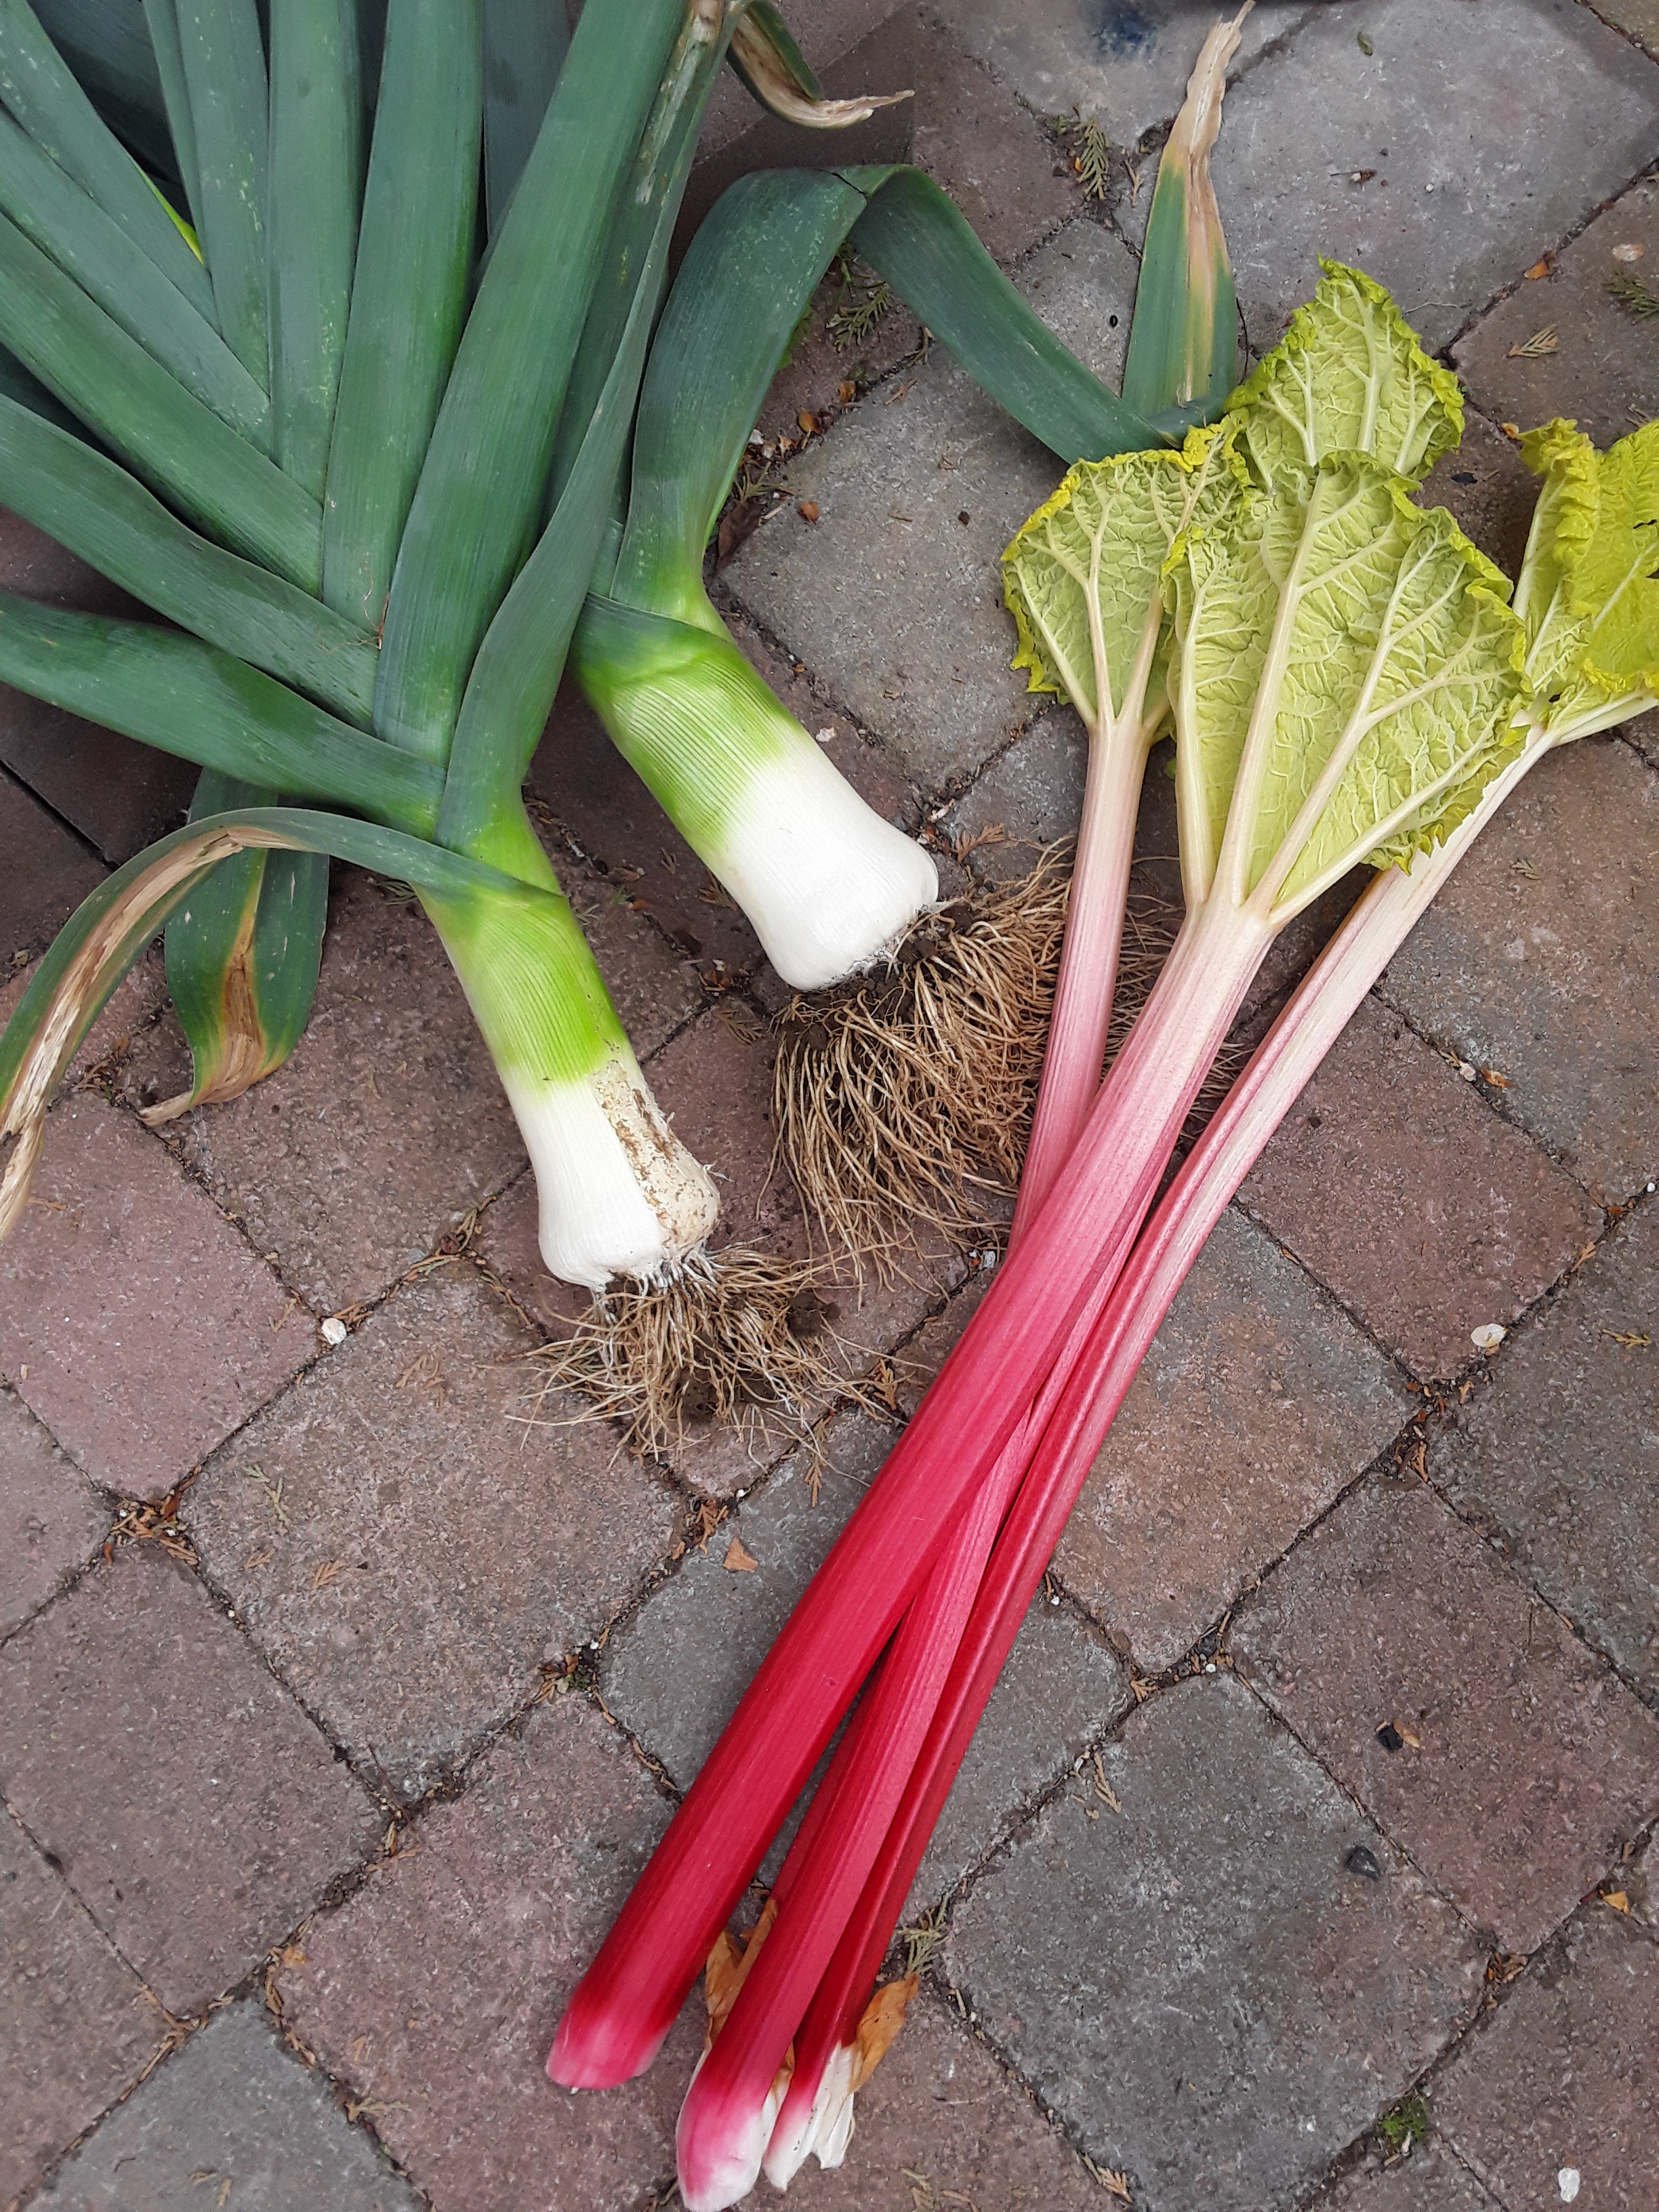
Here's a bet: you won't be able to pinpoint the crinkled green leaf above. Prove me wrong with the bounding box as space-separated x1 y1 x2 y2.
1515 417 1659 733
1170 454 1526 917
1001 420 1244 735
1227 262 1462 488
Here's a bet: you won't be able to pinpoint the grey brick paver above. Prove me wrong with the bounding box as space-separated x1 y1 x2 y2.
28 1999 422 2212
1209 0 1659 354
1432 1197 1659 1704
1233 1479 1659 1954
949 1673 1486 2212
0 1810 171 2208
1381 735 1659 1202
726 219 1136 790
0 1548 379 2017
1056 1206 1412 1673
0 766 103 967
0 1091 315 1500
1454 177 1658 451
0 1385 106 1640
1434 1906 1659 2212
188 1263 678 1800
1240 996 1604 1380
276 1694 703 2212
1311 2148 1500 2211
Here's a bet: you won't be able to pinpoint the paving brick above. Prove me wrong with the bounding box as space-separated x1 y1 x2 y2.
783 1990 1102 2211
0 1091 315 1500
929 0 1313 152
1434 1905 1659 2212
1232 1480 1659 1955
1624 706 1659 769
909 39 1081 268
1208 0 1659 354
1431 1197 1659 1703
0 1548 377 2016
726 219 1139 791
0 1385 106 1641
0 1810 170 2208
949 1673 1485 2212
1054 1207 1412 1673
1453 178 1659 453
1380 735 1659 1201
0 510 198 863
1239 996 1603 1379
1418 409 1540 585
29 1999 422 2212
1622 1824 1655 1927
188 1264 678 1799
1311 2147 1500 2212
276 1694 704 2212
0 764 104 966
130 867 529 1315
1589 0 1659 54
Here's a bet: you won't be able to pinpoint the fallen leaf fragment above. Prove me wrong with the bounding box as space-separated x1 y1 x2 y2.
724 1535 759 1572
1524 255 1553 279
1601 1887 1631 1913
798 501 821 523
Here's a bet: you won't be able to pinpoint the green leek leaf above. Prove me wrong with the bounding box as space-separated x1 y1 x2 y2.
321 0 482 630
173 0 270 382
268 0 364 498
482 0 569 234
0 591 438 831
143 0 202 231
0 0 215 315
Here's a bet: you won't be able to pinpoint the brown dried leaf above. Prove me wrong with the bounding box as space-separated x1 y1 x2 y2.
723 1536 760 1574
848 1973 918 2092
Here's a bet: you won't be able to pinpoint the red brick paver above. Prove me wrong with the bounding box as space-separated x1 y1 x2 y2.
0 1385 106 1639
0 1548 379 2015
0 1092 315 1500
188 1263 678 1799
276 1695 703 2212
1233 1479 1659 1955
1240 997 1603 1380
0 1809 171 2206
1434 1906 1659 2212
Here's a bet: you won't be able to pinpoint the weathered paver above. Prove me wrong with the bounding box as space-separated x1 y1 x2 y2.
0 1091 315 1500
1454 177 1658 451
1625 704 1659 771
1418 408 1541 583
0 1809 171 2208
783 1992 1102 2211
1434 1905 1659 2212
1233 1479 1659 1954
1209 0 1659 353
909 37 1081 269
1240 996 1604 1379
29 1999 422 2212
1593 0 1659 56
1055 1206 1412 1673
1311 2147 1500 2212
124 869 526 1316
276 1694 703 2212
1432 1197 1659 1702
949 1673 1486 2212
0 1548 377 2017
0 1385 106 1640
0 766 103 966
1380 735 1659 1202
930 0 1313 152
189 1264 678 1799
602 1410 1128 1906
727 219 1136 790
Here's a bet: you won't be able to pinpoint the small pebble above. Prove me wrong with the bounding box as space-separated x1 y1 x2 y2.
1558 2172 1580 2204
321 1316 348 1347
1471 1322 1507 1352
1345 1844 1382 1879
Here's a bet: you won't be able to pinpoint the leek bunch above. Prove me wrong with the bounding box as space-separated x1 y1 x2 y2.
0 0 1173 1326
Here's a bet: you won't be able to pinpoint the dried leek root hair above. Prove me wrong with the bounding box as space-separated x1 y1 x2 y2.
773 847 1077 1262
523 1243 889 1458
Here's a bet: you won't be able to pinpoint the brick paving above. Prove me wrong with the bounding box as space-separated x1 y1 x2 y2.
2 3 1656 2209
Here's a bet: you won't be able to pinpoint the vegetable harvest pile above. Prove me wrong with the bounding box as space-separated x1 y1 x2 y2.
1 2 1656 2207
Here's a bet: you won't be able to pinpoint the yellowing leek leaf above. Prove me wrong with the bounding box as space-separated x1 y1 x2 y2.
1227 260 1463 487
1171 454 1525 915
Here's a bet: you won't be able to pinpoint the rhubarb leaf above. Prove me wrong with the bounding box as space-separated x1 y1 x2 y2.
1171 455 1526 915
1001 420 1244 735
1517 417 1659 733
1227 261 1463 488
